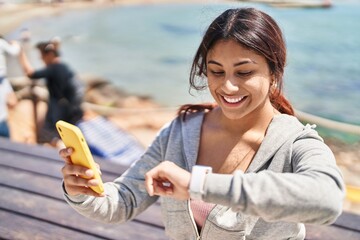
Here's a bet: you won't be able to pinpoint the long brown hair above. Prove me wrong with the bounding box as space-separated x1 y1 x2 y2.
179 8 294 117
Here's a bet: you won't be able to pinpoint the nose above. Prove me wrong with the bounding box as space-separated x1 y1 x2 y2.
223 77 239 94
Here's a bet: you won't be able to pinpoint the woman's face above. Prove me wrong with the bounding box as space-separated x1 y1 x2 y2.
206 39 273 120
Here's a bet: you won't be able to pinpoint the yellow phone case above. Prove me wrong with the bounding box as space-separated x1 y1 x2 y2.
56 120 104 194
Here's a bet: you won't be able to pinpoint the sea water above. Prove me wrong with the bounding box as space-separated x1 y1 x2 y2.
7 0 360 140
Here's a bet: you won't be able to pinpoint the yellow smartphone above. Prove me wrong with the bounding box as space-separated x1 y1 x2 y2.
56 120 104 194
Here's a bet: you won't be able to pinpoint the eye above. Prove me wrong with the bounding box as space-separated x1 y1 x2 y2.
210 70 225 76
236 71 252 76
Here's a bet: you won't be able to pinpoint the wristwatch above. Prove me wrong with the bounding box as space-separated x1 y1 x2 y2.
188 165 212 200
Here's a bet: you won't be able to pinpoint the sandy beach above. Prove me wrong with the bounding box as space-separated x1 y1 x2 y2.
1 0 359 214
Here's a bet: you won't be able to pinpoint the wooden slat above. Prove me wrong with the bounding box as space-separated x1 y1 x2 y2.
0 211 105 240
306 224 360 240
0 137 57 157
0 138 128 177
0 153 117 183
0 186 167 240
0 166 64 199
332 211 360 232
0 165 164 228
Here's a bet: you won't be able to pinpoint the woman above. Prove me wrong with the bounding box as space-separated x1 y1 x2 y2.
59 8 344 239
0 37 20 137
19 40 83 143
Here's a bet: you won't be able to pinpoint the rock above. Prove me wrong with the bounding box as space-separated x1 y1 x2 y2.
79 74 160 109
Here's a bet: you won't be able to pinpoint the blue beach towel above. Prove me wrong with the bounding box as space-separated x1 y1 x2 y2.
77 116 145 166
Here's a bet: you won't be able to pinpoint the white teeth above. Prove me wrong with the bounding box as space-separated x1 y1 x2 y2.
223 96 244 103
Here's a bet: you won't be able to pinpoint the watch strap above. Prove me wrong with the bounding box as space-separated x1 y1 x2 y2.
188 165 212 200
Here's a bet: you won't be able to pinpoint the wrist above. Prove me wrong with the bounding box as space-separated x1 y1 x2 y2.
188 165 212 200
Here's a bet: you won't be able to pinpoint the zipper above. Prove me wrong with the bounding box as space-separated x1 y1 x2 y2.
181 115 206 239
188 199 219 240
187 200 201 240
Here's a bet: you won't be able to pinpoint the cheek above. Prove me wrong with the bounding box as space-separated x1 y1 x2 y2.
207 80 222 101
207 78 220 91
248 77 271 97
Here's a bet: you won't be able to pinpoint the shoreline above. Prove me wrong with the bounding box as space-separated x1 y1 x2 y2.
0 0 231 35
2 0 360 214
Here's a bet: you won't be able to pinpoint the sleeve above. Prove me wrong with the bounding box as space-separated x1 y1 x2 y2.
2 78 14 94
202 138 345 225
63 120 174 223
1 41 20 56
29 68 50 79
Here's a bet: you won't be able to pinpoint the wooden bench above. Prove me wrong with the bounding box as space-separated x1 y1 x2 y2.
0 138 359 239
0 138 165 239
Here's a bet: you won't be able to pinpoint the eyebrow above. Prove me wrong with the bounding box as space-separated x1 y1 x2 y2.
207 59 256 66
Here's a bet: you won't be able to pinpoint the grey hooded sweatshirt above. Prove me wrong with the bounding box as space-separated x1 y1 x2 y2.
64 113 345 240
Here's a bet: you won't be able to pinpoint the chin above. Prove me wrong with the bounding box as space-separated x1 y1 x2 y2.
221 110 247 121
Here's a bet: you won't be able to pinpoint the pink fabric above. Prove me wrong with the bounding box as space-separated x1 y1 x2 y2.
190 199 216 228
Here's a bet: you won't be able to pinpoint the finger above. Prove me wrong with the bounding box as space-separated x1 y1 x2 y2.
145 171 155 196
66 185 105 197
145 163 173 196
64 175 89 187
153 180 173 196
160 181 174 195
59 148 73 162
62 164 94 178
59 147 73 157
95 162 102 175
63 156 72 164
145 165 167 196
64 175 101 192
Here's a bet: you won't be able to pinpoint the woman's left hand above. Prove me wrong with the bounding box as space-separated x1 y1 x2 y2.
145 161 191 200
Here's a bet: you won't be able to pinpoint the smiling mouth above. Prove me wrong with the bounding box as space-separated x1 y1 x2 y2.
222 95 247 104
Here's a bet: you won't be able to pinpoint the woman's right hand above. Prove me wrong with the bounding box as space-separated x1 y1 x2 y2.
59 147 105 197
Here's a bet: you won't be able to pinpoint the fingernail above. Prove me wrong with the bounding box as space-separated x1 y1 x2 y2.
67 148 72 154
85 169 93 177
89 180 98 186
162 182 171 187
